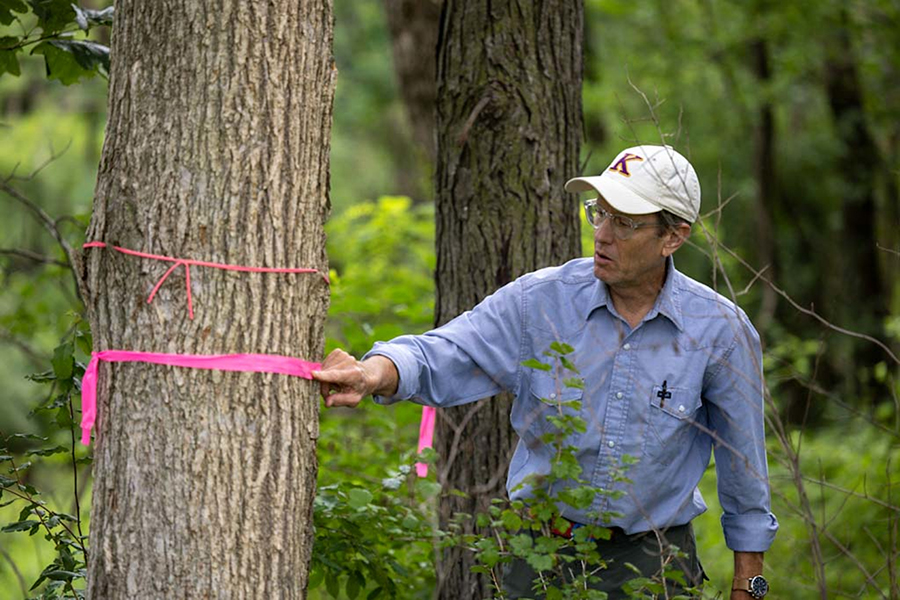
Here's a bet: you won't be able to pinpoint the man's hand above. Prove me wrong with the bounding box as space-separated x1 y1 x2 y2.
312 349 399 408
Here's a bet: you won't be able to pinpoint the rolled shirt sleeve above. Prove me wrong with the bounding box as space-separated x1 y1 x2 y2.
363 278 525 408
704 312 779 551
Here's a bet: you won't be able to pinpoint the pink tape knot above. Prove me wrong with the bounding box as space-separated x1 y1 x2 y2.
84 241 329 320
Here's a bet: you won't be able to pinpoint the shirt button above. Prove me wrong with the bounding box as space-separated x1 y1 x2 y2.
623 343 631 350
608 440 615 448
616 392 623 399
678 405 686 412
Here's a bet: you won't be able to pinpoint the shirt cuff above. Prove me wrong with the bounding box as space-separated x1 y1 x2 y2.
362 342 418 405
721 512 779 552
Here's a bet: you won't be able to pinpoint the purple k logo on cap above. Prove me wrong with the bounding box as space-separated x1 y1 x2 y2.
565 145 701 223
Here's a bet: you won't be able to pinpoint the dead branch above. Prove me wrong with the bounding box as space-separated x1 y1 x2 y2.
0 180 85 305
0 247 70 268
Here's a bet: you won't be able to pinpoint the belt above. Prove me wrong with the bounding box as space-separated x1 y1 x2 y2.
550 517 626 542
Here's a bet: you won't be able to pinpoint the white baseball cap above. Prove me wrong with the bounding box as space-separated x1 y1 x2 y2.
565 145 701 223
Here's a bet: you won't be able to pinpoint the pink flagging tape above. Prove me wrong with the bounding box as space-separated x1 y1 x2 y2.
84 242 329 320
415 406 436 477
81 350 322 446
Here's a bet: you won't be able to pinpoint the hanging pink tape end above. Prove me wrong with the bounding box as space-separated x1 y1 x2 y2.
80 354 101 446
415 406 437 478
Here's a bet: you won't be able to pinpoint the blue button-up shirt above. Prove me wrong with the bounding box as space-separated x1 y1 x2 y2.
366 257 778 552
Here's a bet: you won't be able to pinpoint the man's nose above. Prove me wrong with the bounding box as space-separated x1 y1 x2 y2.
594 216 615 244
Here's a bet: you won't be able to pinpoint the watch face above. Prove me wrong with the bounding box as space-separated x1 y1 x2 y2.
749 575 769 598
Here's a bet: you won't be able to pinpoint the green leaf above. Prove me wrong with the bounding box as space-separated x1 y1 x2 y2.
29 573 47 591
563 377 584 390
10 460 31 472
75 329 93 355
508 532 533 555
6 433 47 442
381 475 403 491
72 4 112 30
550 341 574 355
401 514 418 530
416 479 441 498
346 488 373 510
27 0 76 34
26 369 56 383
346 571 362 599
500 509 522 531
0 47 19 77
559 356 579 373
51 342 74 381
2 519 40 532
28 445 68 457
32 38 109 85
56 405 75 428
367 587 384 600
325 572 340 598
521 358 552 372
44 569 80 581
307 567 324 589
0 0 28 26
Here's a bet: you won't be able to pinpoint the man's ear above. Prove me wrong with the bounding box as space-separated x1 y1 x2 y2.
661 223 691 257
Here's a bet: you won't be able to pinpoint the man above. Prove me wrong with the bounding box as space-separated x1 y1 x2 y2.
313 145 777 599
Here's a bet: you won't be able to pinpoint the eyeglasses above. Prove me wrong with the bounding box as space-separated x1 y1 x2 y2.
584 199 662 240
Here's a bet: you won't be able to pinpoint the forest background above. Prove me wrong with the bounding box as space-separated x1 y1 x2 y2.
0 0 898 598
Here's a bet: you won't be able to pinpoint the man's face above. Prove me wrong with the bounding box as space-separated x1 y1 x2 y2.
591 197 672 291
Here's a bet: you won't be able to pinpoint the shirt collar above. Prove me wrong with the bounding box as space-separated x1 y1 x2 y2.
583 256 685 332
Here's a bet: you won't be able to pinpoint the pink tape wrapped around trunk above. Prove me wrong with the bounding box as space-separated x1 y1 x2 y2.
415 406 436 477
81 350 321 446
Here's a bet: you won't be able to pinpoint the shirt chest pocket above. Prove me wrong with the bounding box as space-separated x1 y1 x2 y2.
642 384 703 467
520 375 585 451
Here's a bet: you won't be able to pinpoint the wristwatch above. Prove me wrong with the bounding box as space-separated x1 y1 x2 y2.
732 575 769 598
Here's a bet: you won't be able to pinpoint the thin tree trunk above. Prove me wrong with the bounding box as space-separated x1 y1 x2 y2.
750 37 778 331
82 1 335 598
823 10 890 400
382 0 442 164
434 2 583 597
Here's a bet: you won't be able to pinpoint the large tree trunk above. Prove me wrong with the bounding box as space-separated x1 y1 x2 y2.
433 2 583 597
82 1 335 598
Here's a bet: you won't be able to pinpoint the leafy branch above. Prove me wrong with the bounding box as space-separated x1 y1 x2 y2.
0 2 112 84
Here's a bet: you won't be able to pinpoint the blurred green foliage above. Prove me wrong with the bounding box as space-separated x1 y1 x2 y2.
1 0 898 598
326 196 435 357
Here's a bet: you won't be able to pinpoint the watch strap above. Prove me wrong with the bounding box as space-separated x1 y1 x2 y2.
732 575 767 598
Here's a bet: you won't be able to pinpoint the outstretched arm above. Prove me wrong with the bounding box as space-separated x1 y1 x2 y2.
312 349 399 408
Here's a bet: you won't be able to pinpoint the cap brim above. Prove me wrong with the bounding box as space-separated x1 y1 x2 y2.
565 175 660 216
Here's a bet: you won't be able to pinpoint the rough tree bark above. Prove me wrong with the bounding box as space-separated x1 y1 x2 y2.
434 2 583 597
82 1 335 598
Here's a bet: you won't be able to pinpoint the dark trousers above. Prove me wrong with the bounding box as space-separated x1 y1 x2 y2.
500 522 705 599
